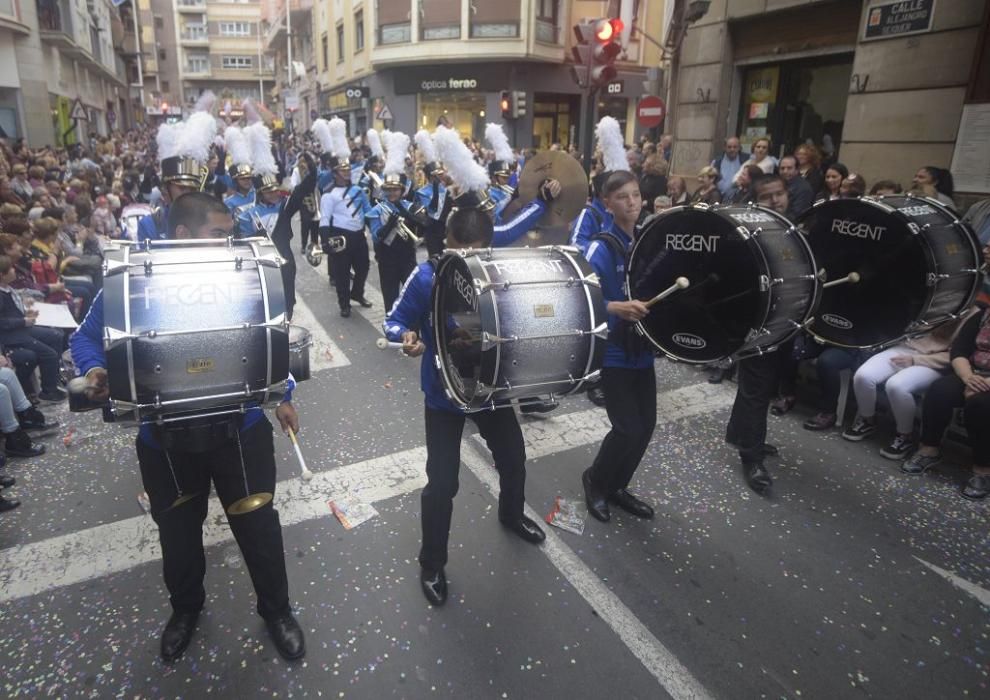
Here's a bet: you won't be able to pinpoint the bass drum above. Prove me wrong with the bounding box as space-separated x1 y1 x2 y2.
628 204 820 364
431 246 607 411
798 195 981 349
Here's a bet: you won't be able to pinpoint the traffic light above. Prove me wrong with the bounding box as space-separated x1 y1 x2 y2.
571 18 624 90
511 90 527 118
499 90 512 119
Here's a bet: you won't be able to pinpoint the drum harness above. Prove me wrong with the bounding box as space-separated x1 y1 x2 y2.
590 230 651 359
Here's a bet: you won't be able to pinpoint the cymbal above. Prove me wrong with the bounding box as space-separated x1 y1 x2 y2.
503 151 589 228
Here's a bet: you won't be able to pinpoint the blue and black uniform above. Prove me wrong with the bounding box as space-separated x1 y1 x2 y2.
583 222 657 497
569 198 612 254
70 289 297 622
319 180 372 311
224 188 256 227
414 180 450 257
137 207 168 242
384 262 527 572
367 198 418 313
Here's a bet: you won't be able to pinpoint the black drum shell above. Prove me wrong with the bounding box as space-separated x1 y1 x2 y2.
288 325 312 382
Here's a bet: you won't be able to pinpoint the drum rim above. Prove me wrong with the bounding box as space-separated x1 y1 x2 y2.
558 246 604 394
431 253 476 410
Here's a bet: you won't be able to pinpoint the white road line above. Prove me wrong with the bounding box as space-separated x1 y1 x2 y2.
462 439 714 700
292 295 351 370
914 556 990 608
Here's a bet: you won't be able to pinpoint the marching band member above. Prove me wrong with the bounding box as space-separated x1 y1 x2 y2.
317 117 373 317
71 192 306 663
569 117 622 255
222 125 256 220
358 129 386 203
366 130 419 313
581 170 656 523
484 123 517 222
414 129 452 257
383 177 546 608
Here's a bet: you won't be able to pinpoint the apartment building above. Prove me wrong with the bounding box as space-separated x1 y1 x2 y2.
302 0 664 148
174 0 275 116
1 0 135 146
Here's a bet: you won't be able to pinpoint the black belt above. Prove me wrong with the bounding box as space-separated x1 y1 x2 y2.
152 414 243 453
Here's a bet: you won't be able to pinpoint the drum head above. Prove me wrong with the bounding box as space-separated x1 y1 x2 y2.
799 199 926 348
431 254 491 408
628 208 765 363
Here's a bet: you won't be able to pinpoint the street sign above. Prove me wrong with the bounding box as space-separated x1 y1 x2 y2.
376 102 394 121
70 98 87 121
284 89 299 111
345 86 370 100
637 95 665 128
605 80 625 95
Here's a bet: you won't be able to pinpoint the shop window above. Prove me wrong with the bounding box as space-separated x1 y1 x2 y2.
420 92 486 141
421 0 460 41
355 10 364 52
470 0 519 38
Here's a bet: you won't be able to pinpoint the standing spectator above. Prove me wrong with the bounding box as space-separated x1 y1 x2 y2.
690 166 722 205
712 136 748 197
740 137 777 175
911 166 955 209
667 176 689 206
638 155 668 215
779 155 814 218
659 134 673 163
819 163 849 201
794 144 824 195
840 173 867 199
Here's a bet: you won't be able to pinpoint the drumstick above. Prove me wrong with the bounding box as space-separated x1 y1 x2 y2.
287 428 314 482
822 271 861 289
376 338 414 357
644 277 690 308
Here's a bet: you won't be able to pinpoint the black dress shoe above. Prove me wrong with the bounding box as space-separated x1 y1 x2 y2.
762 443 779 457
340 307 351 318
608 489 655 519
0 474 15 489
501 514 546 543
962 474 990 500
420 568 447 606
265 612 306 660
18 406 58 432
587 385 606 407
582 468 610 522
520 400 559 415
0 495 19 512
743 462 772 493
160 611 199 662
4 429 45 458
352 296 373 308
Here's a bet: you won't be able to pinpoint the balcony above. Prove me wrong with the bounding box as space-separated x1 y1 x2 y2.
180 25 208 45
176 0 206 12
37 0 78 49
184 62 211 78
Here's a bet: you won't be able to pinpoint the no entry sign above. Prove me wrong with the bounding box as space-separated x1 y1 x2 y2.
637 96 666 129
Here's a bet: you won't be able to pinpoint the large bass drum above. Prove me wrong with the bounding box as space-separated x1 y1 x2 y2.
101 238 290 423
431 246 607 411
798 195 981 349
628 204 820 364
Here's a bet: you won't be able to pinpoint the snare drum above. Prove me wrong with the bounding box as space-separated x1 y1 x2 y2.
431 246 607 411
798 195 981 349
628 204 820 364
288 325 313 382
101 238 290 423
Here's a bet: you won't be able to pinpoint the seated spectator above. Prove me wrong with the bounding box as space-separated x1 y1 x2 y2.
0 364 51 456
53 205 103 287
653 195 673 212
869 180 902 196
0 254 66 402
779 155 814 218
9 164 34 203
819 163 849 201
667 176 689 206
726 165 763 205
639 156 668 215
840 173 867 198
794 143 824 195
89 195 117 238
842 310 978 459
911 166 955 209
28 192 52 221
902 301 990 500
802 346 864 431
690 166 722 205
28 217 87 315
740 137 777 176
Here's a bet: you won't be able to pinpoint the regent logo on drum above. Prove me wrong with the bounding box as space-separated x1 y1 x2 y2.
487 258 565 275
821 313 854 330
665 234 719 253
831 218 886 241
671 332 707 349
185 357 215 374
452 270 477 311
142 283 244 309
730 212 775 224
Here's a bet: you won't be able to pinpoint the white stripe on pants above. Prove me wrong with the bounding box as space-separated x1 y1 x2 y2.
852 346 943 434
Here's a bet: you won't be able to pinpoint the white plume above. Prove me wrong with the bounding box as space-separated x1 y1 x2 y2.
224 126 251 168
383 130 410 178
414 129 438 164
311 118 333 153
328 117 350 159
176 110 218 164
485 123 515 163
366 129 384 159
596 116 627 173
244 122 278 177
156 121 182 161
433 126 489 193
192 90 217 115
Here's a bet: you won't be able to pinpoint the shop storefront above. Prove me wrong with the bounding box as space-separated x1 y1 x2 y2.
325 86 369 136
532 93 580 149
392 65 506 143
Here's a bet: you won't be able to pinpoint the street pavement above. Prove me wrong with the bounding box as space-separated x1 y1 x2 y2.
0 228 988 699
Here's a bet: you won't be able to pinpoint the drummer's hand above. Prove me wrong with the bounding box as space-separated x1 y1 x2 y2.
609 300 649 322
85 367 110 402
276 401 299 435
538 179 562 202
402 330 425 357
963 374 990 394
890 355 914 369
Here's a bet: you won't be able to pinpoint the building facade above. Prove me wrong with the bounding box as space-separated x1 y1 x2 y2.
669 0 990 201
300 0 665 148
263 0 317 132
174 0 275 116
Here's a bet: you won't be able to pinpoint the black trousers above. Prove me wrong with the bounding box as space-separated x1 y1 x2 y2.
300 218 319 251
726 351 779 465
135 417 291 619
271 234 296 320
921 374 990 465
588 366 657 494
5 326 64 393
420 406 527 571
424 221 446 258
375 239 417 314
329 229 370 310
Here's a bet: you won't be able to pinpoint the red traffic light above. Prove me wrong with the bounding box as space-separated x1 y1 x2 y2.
595 18 624 42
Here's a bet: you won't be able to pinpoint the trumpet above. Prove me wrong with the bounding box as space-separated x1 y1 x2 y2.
395 216 421 244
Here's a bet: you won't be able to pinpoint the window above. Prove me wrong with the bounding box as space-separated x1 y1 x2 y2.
158 49 166 61
535 0 559 43
221 56 252 70
469 0 520 38
420 0 461 41
161 80 170 93
186 55 209 73
377 0 411 45
219 22 251 37
336 23 344 62
154 16 163 30
354 10 364 52
321 33 328 69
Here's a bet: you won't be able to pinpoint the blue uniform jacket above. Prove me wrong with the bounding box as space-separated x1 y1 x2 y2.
317 169 333 193
137 207 168 242
237 199 281 239
488 187 511 223
366 199 412 246
415 183 447 219
569 199 612 254
70 290 294 448
382 262 460 413
224 189 256 218
492 199 545 247
585 223 654 370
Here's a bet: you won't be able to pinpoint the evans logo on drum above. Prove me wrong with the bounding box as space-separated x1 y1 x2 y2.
831 219 886 241
665 234 719 253
821 313 854 330
452 269 477 311
672 333 707 349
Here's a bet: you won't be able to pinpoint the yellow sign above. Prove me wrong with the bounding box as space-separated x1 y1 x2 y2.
747 67 779 104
